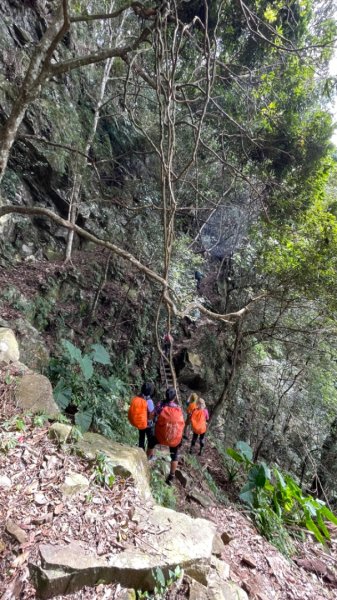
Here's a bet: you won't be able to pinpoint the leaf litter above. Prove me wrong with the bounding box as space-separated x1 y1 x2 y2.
0 370 142 599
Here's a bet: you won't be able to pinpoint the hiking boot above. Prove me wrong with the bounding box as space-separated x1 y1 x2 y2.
166 473 174 486
189 447 194 454
198 449 203 456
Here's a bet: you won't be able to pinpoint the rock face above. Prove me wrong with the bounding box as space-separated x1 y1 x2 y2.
177 350 208 392
76 432 152 502
15 373 60 416
14 318 50 371
0 327 20 363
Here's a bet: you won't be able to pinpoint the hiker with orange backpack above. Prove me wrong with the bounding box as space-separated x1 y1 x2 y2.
183 392 199 440
147 387 185 485
189 398 209 456
128 382 155 451
162 332 173 358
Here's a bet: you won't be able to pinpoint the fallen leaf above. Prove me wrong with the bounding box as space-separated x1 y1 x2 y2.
34 493 47 505
54 503 64 515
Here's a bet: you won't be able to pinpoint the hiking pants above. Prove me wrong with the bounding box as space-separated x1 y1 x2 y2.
138 427 153 450
191 432 205 450
163 342 171 357
148 435 180 462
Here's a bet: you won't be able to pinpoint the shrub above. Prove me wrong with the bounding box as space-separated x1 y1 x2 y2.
227 441 337 553
48 339 134 443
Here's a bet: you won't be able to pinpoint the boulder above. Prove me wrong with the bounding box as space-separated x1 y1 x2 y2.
6 519 28 545
187 575 248 600
175 468 191 488
76 432 152 502
0 328 20 363
209 555 230 581
61 473 89 497
188 577 208 600
115 589 136 600
212 534 226 557
217 582 248 600
15 373 60 417
221 531 233 545
49 423 72 444
30 505 220 598
188 489 213 508
14 318 50 371
185 560 211 586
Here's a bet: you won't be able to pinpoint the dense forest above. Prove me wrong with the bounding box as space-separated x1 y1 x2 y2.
1 0 337 597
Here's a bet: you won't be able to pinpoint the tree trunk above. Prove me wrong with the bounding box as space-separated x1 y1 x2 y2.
311 417 337 499
64 6 127 261
89 251 112 323
0 4 67 183
208 320 243 426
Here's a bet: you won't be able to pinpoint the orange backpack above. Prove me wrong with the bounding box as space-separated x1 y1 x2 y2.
128 396 148 429
191 409 207 435
187 401 197 416
155 405 185 447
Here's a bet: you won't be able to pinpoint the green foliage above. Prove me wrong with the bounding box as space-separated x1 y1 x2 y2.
184 453 199 470
227 441 337 552
0 286 29 312
0 414 27 453
33 413 49 427
2 415 26 432
36 86 86 175
54 413 71 425
137 566 182 599
0 433 18 453
0 169 21 201
260 165 337 304
0 284 57 331
150 461 177 509
69 426 83 442
93 452 116 488
203 470 228 505
48 339 132 442
169 234 205 315
31 293 57 330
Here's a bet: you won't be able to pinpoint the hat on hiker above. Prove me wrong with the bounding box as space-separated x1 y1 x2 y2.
197 398 206 409
165 387 177 402
141 382 154 396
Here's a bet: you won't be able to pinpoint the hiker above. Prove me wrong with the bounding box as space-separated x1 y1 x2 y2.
183 392 199 440
147 387 185 485
128 382 155 451
162 331 173 358
189 397 209 456
194 270 204 291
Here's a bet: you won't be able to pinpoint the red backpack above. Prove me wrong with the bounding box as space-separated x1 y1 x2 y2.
191 409 207 435
128 396 147 429
155 405 185 447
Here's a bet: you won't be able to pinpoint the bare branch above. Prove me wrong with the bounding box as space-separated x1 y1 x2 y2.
70 3 133 23
49 28 152 77
0 205 167 288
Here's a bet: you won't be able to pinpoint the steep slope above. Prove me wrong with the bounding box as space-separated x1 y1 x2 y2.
1 356 337 599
